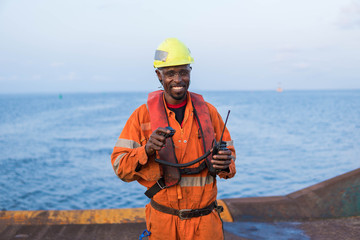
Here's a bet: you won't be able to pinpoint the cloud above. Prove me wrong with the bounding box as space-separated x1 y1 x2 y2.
337 0 360 29
92 75 107 81
272 45 298 63
60 72 77 81
292 62 310 70
273 52 295 63
32 74 42 80
50 62 65 67
271 45 311 71
97 2 119 10
10 75 18 80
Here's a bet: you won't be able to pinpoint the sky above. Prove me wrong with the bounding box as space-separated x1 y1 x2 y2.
0 0 359 93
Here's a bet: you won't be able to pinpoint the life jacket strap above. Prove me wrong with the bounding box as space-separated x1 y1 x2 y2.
144 162 207 198
179 161 207 175
144 178 166 199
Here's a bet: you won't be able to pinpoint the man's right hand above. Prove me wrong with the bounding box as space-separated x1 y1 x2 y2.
145 127 171 157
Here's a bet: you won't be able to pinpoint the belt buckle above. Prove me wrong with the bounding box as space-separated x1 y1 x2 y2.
178 209 192 220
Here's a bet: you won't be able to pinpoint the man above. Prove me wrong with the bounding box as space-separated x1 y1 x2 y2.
111 38 236 240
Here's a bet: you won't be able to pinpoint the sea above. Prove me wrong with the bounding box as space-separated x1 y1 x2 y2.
0 90 359 211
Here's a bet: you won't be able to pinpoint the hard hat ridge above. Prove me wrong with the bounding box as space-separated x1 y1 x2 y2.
153 38 194 68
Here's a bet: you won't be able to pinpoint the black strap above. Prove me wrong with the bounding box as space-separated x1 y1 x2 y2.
144 178 166 199
150 199 222 220
145 162 209 199
180 161 207 175
155 150 211 168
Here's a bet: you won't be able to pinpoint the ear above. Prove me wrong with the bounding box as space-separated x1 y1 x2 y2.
155 69 163 85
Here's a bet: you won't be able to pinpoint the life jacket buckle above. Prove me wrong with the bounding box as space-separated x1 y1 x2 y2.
156 180 166 190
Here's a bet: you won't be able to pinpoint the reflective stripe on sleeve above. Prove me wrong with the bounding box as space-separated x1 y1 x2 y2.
179 175 214 187
113 153 126 172
141 122 151 131
115 139 141 149
225 140 233 147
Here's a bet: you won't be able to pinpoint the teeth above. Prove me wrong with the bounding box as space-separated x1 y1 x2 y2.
172 87 183 90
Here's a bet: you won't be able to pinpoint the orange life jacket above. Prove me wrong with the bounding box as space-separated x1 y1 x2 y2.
145 90 216 198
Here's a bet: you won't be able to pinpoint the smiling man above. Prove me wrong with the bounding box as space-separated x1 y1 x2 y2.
111 38 236 240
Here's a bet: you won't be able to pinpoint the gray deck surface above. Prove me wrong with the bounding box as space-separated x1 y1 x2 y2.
0 222 244 240
1 216 359 240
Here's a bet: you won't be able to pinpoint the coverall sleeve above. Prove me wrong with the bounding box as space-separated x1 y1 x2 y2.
207 103 237 179
110 105 161 183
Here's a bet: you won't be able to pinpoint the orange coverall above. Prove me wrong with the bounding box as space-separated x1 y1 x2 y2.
111 92 236 240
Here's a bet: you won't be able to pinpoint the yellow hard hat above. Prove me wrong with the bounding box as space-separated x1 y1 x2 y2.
153 38 194 68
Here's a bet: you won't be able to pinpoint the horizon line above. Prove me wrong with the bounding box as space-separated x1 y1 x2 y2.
1 88 360 95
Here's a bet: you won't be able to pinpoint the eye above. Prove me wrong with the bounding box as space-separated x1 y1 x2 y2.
165 71 175 77
179 70 190 76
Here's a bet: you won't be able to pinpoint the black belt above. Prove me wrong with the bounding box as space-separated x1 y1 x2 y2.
150 199 223 220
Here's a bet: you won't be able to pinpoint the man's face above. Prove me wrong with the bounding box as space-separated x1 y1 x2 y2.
156 65 191 105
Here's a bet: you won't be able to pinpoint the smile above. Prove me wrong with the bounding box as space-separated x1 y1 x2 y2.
172 86 184 90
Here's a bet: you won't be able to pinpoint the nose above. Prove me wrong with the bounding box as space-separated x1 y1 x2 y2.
173 73 182 83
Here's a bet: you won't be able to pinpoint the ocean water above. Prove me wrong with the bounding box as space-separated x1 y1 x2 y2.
0 90 359 211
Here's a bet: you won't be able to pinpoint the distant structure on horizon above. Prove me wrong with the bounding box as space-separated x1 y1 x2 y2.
277 82 283 92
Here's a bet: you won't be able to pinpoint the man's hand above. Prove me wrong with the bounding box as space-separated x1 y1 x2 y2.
145 127 171 157
211 149 232 171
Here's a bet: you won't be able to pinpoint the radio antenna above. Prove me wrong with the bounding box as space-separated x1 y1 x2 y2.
219 110 230 142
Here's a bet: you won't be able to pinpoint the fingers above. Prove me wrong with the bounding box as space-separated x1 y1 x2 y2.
215 149 232 156
145 136 165 156
211 149 232 170
145 127 171 156
156 127 171 137
149 138 165 150
211 159 232 169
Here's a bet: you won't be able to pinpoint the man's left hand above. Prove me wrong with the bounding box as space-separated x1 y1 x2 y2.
211 149 232 170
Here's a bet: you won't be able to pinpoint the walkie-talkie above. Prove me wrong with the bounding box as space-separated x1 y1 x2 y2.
161 126 176 138
156 111 231 177
211 110 231 173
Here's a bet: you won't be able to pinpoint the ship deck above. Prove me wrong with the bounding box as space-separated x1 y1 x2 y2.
1 168 359 240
